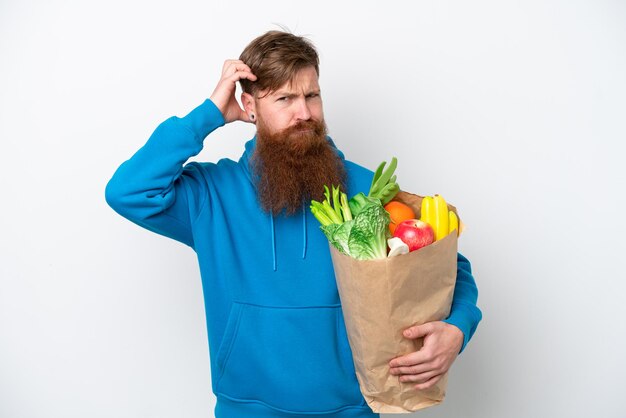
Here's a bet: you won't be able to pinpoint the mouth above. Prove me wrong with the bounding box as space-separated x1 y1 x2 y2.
284 119 324 138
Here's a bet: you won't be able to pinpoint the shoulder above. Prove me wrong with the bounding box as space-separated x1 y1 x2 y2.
182 158 240 188
344 159 374 178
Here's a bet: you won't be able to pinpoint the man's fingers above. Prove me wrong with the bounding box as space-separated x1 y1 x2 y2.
222 59 247 73
211 59 257 123
388 353 415 368
398 370 438 384
222 60 256 81
414 373 444 390
389 362 432 376
403 322 435 339
389 348 432 368
227 69 257 83
388 322 461 390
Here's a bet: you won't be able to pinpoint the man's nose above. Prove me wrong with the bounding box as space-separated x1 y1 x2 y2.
294 98 312 121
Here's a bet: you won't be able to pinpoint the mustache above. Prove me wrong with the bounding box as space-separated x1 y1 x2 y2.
271 119 326 144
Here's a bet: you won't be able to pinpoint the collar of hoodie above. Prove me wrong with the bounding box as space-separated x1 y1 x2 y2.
238 135 345 271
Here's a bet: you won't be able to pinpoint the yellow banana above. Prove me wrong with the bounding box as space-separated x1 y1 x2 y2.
420 196 435 233
449 210 459 237
458 219 465 236
433 194 449 241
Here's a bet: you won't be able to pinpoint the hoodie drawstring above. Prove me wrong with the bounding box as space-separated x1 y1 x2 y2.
302 201 308 259
242 135 343 272
270 209 277 271
269 203 308 272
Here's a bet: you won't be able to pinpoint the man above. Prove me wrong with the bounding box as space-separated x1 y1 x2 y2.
105 30 482 418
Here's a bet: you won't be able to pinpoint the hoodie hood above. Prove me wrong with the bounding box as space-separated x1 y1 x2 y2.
238 135 346 271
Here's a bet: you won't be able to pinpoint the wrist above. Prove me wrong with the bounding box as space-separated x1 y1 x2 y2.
443 322 464 352
180 99 226 141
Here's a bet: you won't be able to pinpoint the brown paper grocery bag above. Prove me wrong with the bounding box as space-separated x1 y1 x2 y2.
329 191 459 413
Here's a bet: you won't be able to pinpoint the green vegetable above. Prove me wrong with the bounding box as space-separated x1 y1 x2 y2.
332 185 342 221
340 192 352 221
311 158 401 260
368 157 400 205
348 192 372 217
311 185 352 227
319 197 390 260
346 200 390 259
323 200 343 224
321 221 353 256
310 201 334 226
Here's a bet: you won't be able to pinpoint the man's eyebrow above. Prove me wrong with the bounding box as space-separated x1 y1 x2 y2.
272 88 321 97
273 91 296 98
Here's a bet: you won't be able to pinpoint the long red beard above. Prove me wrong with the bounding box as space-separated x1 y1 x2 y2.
250 118 347 216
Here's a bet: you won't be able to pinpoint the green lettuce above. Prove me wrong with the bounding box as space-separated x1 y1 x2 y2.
347 201 390 260
320 196 390 260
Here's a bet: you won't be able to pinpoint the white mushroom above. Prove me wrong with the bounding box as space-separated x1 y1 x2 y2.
387 237 409 257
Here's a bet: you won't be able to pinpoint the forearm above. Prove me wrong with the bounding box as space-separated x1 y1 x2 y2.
104 99 225 245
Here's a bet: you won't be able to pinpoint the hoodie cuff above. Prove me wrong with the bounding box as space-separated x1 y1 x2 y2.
442 302 483 354
180 99 226 142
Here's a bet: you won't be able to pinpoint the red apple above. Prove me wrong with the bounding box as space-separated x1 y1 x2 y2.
393 219 434 252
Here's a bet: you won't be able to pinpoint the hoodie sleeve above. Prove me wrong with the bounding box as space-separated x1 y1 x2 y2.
443 252 483 353
105 99 225 248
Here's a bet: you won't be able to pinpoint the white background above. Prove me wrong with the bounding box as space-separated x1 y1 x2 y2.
1 1 625 417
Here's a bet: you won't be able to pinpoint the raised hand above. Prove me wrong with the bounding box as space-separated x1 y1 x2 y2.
209 59 257 124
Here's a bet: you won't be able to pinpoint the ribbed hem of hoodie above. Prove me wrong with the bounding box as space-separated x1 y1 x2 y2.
215 396 379 418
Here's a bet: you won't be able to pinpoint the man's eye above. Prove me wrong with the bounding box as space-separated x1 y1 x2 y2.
307 93 319 99
277 97 288 102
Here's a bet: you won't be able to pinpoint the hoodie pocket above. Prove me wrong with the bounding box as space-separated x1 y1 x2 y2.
214 302 365 413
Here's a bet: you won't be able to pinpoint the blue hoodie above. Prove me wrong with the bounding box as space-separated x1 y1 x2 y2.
105 99 482 418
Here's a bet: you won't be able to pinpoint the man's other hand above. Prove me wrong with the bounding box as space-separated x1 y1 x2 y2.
388 321 464 390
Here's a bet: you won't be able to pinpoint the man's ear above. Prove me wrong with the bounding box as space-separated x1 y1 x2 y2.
241 92 256 118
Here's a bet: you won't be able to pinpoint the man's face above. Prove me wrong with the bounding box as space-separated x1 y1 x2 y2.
253 66 324 135
247 66 346 216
